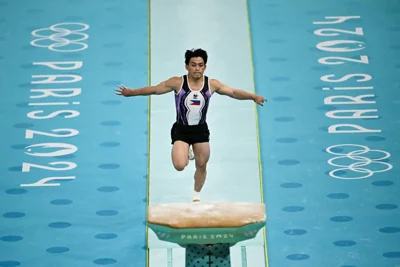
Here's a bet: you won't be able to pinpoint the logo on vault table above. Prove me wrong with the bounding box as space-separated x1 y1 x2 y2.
30 22 89 52
326 144 393 180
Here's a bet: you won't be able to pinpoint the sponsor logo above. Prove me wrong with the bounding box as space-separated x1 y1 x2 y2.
326 144 393 180
312 16 393 179
21 22 88 188
31 22 89 53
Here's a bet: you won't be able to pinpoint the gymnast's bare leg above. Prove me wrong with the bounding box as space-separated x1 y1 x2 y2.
192 142 210 202
171 140 190 171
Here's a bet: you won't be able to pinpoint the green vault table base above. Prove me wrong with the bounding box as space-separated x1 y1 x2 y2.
147 202 267 267
184 243 231 267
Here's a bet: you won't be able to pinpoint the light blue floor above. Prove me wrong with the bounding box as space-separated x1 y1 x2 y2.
1 0 400 267
147 0 265 266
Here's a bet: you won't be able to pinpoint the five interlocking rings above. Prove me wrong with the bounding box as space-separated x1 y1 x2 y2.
326 144 393 179
30 22 89 52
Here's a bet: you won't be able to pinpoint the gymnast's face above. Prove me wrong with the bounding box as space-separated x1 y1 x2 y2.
186 57 206 80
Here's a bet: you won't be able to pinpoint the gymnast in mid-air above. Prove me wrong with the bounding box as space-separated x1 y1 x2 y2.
116 48 266 202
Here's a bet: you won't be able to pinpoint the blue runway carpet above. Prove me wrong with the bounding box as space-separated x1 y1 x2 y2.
0 0 149 266
249 0 400 266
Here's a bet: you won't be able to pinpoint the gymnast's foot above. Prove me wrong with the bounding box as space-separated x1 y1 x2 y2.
188 146 194 160
193 190 200 202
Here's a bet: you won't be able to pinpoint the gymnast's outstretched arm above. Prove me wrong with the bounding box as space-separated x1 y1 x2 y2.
115 76 182 97
210 78 267 106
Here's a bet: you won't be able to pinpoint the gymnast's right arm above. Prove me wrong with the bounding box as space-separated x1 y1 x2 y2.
115 76 180 97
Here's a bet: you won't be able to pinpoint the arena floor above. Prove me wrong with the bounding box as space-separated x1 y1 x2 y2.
1 0 400 266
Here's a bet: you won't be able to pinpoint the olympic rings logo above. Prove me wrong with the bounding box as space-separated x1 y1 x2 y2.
326 144 393 180
30 22 89 52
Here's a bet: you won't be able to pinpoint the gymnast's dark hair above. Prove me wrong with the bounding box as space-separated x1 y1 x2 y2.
185 48 208 65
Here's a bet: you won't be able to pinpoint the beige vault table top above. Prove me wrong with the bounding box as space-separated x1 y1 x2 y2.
147 202 266 229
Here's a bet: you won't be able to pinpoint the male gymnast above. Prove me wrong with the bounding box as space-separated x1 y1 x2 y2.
115 48 266 202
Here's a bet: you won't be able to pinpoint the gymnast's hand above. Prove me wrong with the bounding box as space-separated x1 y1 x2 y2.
253 94 266 106
115 84 132 97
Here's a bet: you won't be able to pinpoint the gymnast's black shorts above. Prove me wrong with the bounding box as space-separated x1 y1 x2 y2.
170 122 210 145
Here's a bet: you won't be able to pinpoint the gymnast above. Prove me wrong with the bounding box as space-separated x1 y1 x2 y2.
116 48 266 202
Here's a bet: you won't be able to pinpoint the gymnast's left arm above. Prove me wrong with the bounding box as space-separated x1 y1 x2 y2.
211 79 266 106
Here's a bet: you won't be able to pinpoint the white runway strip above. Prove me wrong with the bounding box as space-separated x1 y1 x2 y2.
147 0 266 266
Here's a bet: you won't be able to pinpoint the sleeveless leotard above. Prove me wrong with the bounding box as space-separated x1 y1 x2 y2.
174 75 212 125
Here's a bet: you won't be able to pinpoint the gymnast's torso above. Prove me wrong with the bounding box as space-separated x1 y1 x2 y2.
174 75 211 126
